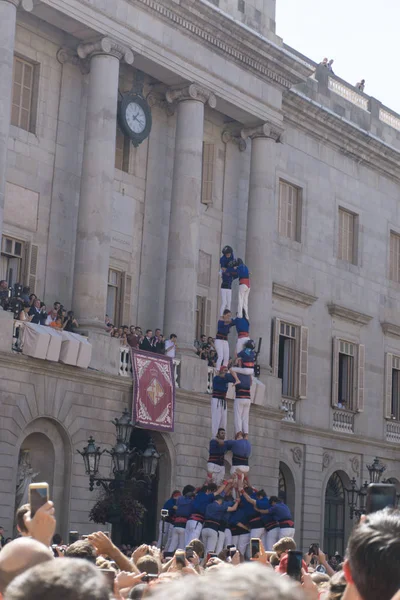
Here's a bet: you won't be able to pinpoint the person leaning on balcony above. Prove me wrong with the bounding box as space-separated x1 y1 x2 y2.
356 79 365 92
165 334 178 358
18 302 33 322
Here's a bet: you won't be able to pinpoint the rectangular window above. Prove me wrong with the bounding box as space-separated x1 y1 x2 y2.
338 208 356 263
115 127 130 172
338 341 354 409
0 236 24 288
106 268 121 326
332 338 364 412
390 231 400 283
385 354 400 421
195 295 212 340
392 359 400 421
11 57 34 132
278 180 301 242
272 318 309 400
201 143 215 205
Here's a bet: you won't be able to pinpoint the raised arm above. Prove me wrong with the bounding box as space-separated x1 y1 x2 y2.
242 490 257 506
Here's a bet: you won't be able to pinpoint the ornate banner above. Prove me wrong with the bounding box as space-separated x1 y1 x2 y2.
131 348 175 432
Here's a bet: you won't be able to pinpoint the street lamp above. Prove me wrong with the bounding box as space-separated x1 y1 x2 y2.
366 457 386 483
77 436 104 485
346 457 387 519
142 438 161 478
109 439 132 476
112 408 133 445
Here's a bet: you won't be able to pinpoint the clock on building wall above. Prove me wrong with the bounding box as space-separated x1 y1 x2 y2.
117 73 152 147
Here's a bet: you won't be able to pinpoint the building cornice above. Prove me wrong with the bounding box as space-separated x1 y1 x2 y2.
283 89 400 183
273 282 318 308
130 0 313 90
328 303 373 326
381 322 400 339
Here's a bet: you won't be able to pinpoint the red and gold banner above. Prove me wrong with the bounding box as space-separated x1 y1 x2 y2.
131 348 175 432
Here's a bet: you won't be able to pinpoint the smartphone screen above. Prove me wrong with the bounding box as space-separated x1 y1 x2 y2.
228 545 237 557
286 550 303 582
29 483 49 518
185 546 194 559
251 537 260 559
366 484 397 514
206 552 217 561
100 569 115 591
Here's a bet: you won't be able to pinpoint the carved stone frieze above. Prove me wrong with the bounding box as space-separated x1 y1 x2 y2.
291 446 303 467
322 451 333 470
350 456 360 476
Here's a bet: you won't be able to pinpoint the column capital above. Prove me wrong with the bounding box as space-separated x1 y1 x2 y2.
77 37 134 65
4 0 33 10
241 121 284 143
166 83 217 109
222 129 247 152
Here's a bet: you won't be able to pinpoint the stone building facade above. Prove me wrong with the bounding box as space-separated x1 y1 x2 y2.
1 0 400 553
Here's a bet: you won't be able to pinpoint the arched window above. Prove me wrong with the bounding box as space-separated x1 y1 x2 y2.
324 472 345 557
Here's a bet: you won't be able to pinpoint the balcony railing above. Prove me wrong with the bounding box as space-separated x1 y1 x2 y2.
119 346 181 388
332 409 354 433
386 420 400 443
281 398 296 423
328 78 369 111
379 108 400 132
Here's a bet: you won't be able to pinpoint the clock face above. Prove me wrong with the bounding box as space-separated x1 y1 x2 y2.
125 102 146 134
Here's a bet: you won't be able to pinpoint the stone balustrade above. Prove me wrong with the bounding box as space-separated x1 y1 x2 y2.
118 345 181 388
385 420 400 443
328 77 369 111
281 398 296 423
379 108 400 132
332 409 354 434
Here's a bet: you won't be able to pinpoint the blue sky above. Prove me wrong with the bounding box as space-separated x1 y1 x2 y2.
276 0 400 114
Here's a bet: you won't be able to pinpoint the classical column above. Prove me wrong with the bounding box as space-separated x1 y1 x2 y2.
242 122 283 372
164 84 216 350
72 38 134 329
0 0 32 245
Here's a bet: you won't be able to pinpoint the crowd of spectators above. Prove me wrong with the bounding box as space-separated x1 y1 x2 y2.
194 335 218 367
0 280 80 338
106 317 178 358
1 494 400 600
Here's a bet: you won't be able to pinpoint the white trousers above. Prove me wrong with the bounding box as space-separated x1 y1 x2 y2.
279 527 295 540
265 527 280 550
215 339 229 369
216 530 225 555
224 529 232 548
238 284 250 319
220 288 232 315
166 526 185 552
185 520 203 545
234 397 251 434
211 397 227 437
250 527 265 544
236 337 250 355
232 533 250 557
207 463 225 485
157 520 173 548
201 528 218 555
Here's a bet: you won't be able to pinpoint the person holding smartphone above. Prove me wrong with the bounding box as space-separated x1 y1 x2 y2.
156 490 181 549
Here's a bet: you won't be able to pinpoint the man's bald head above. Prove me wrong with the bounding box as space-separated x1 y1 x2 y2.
0 537 53 593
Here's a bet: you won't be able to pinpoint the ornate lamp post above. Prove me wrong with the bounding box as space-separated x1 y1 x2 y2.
346 457 387 519
77 409 161 543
